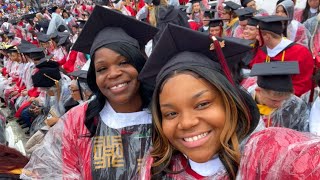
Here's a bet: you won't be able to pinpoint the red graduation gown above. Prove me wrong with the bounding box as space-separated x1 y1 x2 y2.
249 43 314 97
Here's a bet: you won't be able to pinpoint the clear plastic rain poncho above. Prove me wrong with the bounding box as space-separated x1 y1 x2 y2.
303 15 320 59
246 83 310 132
140 127 320 179
240 127 320 179
21 101 152 180
29 74 71 136
276 0 311 48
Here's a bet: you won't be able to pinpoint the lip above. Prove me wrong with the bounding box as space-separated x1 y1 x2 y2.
108 81 130 94
179 130 212 149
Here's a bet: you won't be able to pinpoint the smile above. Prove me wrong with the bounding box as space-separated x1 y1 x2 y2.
109 82 128 90
183 132 209 142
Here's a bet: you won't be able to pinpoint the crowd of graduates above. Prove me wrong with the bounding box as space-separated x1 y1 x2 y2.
0 0 320 179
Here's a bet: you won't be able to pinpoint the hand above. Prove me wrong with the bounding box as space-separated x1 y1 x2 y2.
45 117 59 127
22 90 28 96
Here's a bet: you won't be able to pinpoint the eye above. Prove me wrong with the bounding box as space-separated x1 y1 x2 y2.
163 111 178 119
96 67 107 73
119 60 129 66
195 101 211 110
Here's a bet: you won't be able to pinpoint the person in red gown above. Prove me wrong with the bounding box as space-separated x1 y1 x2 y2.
249 15 314 97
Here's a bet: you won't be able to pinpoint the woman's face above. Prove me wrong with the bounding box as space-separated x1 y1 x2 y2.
221 10 231 20
160 73 226 163
275 5 287 17
62 12 69 19
69 81 81 101
94 48 140 108
246 0 256 10
209 26 222 37
192 2 201 13
308 0 320 9
243 25 258 40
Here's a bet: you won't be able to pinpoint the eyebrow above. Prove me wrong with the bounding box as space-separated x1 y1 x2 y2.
192 90 209 99
160 90 209 108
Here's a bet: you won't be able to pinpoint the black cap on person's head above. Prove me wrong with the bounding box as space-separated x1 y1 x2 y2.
72 5 158 57
234 7 255 21
138 23 254 89
32 66 61 87
247 17 259 26
253 15 289 35
205 19 225 27
35 55 58 68
37 32 51 43
68 70 88 83
189 0 201 4
241 0 254 7
138 23 259 134
223 1 242 11
250 61 299 92
203 9 216 18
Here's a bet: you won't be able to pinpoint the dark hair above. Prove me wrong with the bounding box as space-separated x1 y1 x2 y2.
301 0 320 23
84 42 152 137
0 145 29 174
151 68 260 179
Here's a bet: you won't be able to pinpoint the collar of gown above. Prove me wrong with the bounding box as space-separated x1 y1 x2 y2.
188 155 225 176
310 8 318 14
267 38 292 58
99 101 152 129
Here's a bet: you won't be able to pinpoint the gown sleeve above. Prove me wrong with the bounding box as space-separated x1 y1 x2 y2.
21 103 91 180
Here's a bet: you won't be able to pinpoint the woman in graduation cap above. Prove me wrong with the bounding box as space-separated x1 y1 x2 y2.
21 5 158 180
221 1 241 37
138 23 320 180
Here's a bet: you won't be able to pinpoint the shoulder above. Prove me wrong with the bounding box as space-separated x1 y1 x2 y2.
62 103 88 130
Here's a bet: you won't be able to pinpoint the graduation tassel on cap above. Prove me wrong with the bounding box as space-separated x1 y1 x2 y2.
209 35 235 86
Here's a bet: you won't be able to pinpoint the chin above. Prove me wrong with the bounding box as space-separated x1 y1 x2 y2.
187 152 214 163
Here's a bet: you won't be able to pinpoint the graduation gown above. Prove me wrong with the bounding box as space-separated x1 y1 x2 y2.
249 42 314 97
21 102 152 180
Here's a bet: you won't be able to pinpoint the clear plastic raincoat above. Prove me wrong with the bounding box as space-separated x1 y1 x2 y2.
21 101 152 180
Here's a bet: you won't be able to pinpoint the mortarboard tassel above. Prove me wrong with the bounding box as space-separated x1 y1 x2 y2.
209 35 235 86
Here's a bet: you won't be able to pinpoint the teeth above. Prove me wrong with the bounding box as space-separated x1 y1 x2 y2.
110 83 127 90
183 132 209 142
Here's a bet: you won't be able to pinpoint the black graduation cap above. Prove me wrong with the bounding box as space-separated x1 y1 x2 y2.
250 61 300 92
190 0 201 4
224 1 242 11
32 67 61 87
68 70 88 100
23 13 37 20
18 40 45 61
37 32 51 43
4 45 18 53
203 9 216 18
241 0 254 7
139 23 254 88
72 5 158 57
35 55 58 68
209 2 217 10
205 19 225 27
253 15 289 35
247 17 259 26
68 70 88 82
234 7 255 21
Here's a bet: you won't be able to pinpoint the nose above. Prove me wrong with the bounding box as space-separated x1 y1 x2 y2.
177 111 199 130
107 65 122 79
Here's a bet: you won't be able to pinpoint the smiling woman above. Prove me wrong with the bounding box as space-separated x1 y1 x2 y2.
138 23 260 179
21 5 158 180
